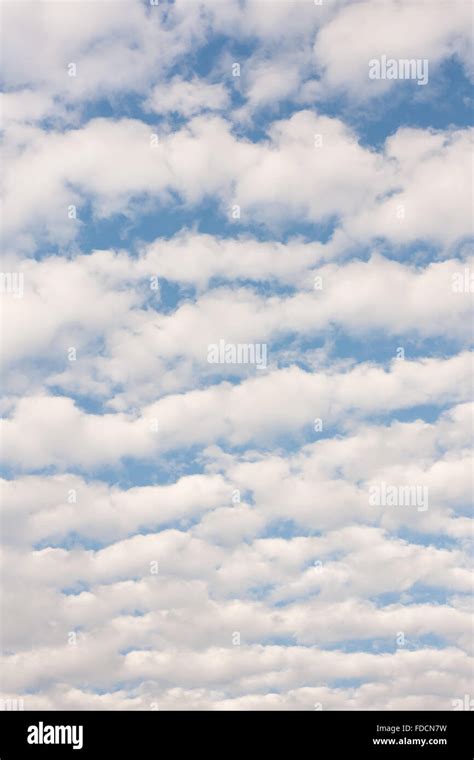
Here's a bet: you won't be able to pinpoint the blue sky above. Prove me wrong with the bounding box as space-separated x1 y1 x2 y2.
0 0 473 710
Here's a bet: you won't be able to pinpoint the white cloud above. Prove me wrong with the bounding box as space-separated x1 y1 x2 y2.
314 0 473 98
147 76 229 117
1 353 471 470
4 113 471 247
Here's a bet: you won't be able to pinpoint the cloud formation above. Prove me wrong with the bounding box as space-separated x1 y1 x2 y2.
1 0 472 712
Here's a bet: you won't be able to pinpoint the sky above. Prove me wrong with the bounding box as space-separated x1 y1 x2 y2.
0 0 473 711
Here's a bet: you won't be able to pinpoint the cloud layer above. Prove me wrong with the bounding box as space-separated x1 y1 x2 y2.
1 0 472 711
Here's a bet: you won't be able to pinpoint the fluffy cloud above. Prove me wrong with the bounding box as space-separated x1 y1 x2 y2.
147 76 230 117
4 113 471 248
314 0 473 97
1 354 472 469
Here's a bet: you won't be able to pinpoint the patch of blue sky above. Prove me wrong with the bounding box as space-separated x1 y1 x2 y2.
78 93 158 127
203 358 307 385
71 199 339 255
368 239 444 265
146 278 194 312
372 586 453 608
395 528 465 551
39 515 219 552
172 275 291 304
134 514 205 536
267 332 324 357
107 440 254 486
207 277 299 296
34 533 104 552
3 450 197 487
273 593 320 609
105 678 162 692
60 581 91 596
50 516 217 552
118 645 149 657
299 421 345 445
256 635 299 647
300 405 448 443
325 634 447 654
399 633 449 651
74 200 196 254
0 464 21 480
0 462 64 479
262 519 318 541
447 236 474 262
372 238 474 269
20 687 43 696
326 678 367 690
47 388 109 415
291 331 465 365
366 404 450 427
245 583 276 602
325 638 397 654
